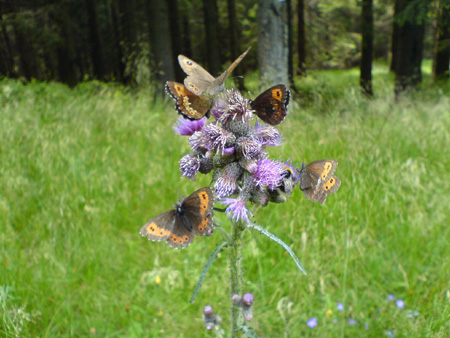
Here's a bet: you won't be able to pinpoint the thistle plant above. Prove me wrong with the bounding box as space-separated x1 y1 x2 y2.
172 88 307 336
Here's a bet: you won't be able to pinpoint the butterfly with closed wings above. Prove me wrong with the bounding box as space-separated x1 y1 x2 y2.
140 187 214 249
165 81 212 120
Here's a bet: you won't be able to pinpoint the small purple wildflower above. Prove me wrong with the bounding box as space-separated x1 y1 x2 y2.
203 305 214 316
395 299 405 308
348 318 357 326
337 301 344 311
236 137 262 160
203 305 222 331
231 294 241 305
214 163 241 199
387 294 395 301
307 317 318 328
173 116 206 135
220 197 252 223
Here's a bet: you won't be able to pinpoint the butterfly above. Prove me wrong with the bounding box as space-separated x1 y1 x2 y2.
178 47 251 96
250 84 290 125
140 187 214 249
299 160 341 204
165 81 212 120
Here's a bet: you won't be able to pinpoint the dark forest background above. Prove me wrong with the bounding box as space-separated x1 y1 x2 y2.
0 0 449 97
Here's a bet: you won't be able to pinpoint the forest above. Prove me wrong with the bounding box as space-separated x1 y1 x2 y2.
1 0 450 337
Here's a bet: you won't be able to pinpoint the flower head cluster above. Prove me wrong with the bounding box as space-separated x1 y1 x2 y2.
203 305 222 331
176 89 299 222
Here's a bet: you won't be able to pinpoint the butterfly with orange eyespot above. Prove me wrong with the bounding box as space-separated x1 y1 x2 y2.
139 187 214 249
178 47 251 96
165 81 212 120
250 84 290 125
299 160 341 204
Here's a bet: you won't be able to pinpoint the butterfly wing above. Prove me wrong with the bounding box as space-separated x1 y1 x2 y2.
164 212 195 249
181 187 214 236
178 55 215 96
300 160 340 203
250 84 290 125
209 47 251 96
165 81 212 120
140 210 177 242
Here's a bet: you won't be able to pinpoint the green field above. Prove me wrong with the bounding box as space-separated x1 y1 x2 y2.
1 65 450 337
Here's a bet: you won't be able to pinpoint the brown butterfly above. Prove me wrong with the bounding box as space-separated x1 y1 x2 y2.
299 160 341 204
250 84 290 125
140 187 214 249
165 81 212 120
178 47 251 96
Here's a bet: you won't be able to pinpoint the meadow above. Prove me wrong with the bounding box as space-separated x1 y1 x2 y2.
1 63 449 337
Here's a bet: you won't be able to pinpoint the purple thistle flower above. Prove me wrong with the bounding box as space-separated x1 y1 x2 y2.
242 293 254 306
173 116 206 136
220 197 252 223
348 318 357 326
223 146 235 156
387 294 395 301
395 299 405 308
214 89 253 124
214 163 241 199
254 158 284 189
253 121 283 147
231 294 241 305
202 124 235 154
189 130 210 152
203 305 214 316
337 301 344 311
306 317 318 328
179 154 200 180
236 137 262 160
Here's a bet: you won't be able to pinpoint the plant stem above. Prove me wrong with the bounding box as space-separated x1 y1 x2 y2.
229 220 244 337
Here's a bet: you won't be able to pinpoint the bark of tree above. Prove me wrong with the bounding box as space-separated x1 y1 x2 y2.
85 0 105 79
148 0 175 90
360 0 374 96
297 0 307 76
202 0 221 76
110 0 126 83
286 0 296 90
167 0 184 82
390 0 401 73
227 0 246 91
394 0 427 96
433 0 450 80
257 0 289 88
0 15 16 77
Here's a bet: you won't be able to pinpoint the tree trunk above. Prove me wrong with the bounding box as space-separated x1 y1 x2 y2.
110 0 126 83
287 0 296 90
148 0 175 90
257 0 289 88
360 0 374 97
433 0 450 80
227 0 246 91
390 0 400 73
167 0 184 82
202 0 221 76
394 0 427 96
85 0 105 80
0 15 16 77
297 0 307 76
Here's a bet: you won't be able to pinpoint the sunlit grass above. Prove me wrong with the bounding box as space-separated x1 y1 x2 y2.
1 69 449 337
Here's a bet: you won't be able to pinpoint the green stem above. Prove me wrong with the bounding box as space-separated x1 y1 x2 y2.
229 220 244 337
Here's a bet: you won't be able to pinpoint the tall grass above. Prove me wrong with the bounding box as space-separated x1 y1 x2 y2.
1 65 449 337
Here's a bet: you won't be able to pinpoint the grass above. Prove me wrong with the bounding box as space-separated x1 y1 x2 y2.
1 63 449 337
